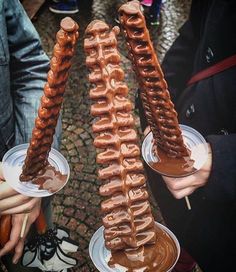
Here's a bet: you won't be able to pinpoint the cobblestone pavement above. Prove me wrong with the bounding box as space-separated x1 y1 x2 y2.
32 1 197 272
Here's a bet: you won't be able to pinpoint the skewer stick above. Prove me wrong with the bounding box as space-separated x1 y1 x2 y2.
20 214 29 238
185 196 191 210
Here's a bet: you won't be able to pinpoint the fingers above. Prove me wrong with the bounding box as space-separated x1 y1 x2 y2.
12 215 30 264
0 214 24 258
167 185 197 199
12 200 41 264
0 198 41 263
12 238 24 264
0 182 18 200
0 197 39 215
0 194 31 214
161 143 213 200
163 175 202 191
162 175 205 199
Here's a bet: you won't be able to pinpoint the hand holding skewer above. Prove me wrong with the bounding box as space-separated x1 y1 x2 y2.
0 162 41 263
162 144 212 208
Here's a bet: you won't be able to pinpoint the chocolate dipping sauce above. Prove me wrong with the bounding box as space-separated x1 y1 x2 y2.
22 164 67 193
151 145 195 177
109 225 178 272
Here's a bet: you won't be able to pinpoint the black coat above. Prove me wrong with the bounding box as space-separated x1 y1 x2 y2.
138 0 236 271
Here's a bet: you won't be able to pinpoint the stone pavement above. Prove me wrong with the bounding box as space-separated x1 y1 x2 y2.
31 1 197 271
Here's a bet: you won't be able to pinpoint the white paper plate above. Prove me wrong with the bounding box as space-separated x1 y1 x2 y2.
2 144 70 197
142 124 209 177
89 222 180 272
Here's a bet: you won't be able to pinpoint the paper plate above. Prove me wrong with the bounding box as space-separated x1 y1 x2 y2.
89 222 180 272
142 124 209 177
2 144 70 197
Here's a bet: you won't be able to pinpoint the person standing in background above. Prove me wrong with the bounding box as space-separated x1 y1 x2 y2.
0 0 61 271
148 0 162 25
49 0 79 14
137 0 236 271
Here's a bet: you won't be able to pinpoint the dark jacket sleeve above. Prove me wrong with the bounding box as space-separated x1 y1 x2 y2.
205 135 236 203
5 0 61 149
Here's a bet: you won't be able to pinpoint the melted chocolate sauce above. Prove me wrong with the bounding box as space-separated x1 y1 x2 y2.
31 164 67 193
151 145 196 177
109 225 178 272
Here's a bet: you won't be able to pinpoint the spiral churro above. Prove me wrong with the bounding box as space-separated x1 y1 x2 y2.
20 17 79 182
84 20 178 271
118 0 189 159
84 20 156 251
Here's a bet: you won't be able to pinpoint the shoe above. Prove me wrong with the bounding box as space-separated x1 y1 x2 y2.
150 19 160 26
49 1 79 14
114 16 120 24
147 14 160 26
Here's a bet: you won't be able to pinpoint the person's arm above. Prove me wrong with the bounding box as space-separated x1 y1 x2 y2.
205 134 236 202
0 201 41 264
0 0 59 262
162 143 212 199
5 0 61 148
0 163 40 215
0 163 41 263
162 135 236 203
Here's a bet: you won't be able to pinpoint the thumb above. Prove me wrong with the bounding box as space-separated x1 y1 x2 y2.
12 238 24 264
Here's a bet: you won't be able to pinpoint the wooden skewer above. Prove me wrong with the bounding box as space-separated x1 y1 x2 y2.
185 196 191 210
20 214 29 238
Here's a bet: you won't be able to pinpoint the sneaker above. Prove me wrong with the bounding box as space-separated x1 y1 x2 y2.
49 1 79 14
114 16 120 24
150 19 160 26
147 14 160 26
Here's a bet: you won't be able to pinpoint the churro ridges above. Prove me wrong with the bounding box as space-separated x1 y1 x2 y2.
84 20 156 250
20 17 79 181
118 0 189 158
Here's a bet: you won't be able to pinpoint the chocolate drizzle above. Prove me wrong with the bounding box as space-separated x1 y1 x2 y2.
118 1 189 159
30 164 67 193
84 20 156 251
151 144 195 177
109 225 178 272
20 17 79 182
